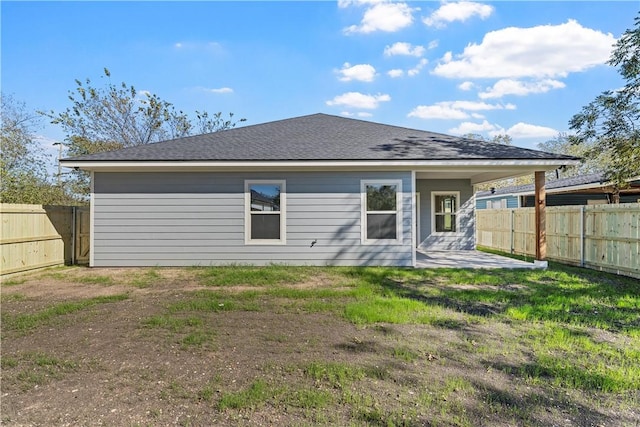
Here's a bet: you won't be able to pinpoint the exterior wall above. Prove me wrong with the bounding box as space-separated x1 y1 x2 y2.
92 171 413 267
476 195 519 209
417 179 474 250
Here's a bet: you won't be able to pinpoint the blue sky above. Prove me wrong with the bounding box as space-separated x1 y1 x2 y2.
1 1 637 168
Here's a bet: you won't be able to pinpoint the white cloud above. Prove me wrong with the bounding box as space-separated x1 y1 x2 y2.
388 69 404 78
338 0 383 8
384 42 425 57
407 58 429 77
448 120 498 135
344 2 415 34
433 20 616 79
458 81 475 91
408 100 514 119
503 122 558 139
173 41 223 53
336 63 377 82
424 1 493 28
408 105 470 120
199 87 234 94
357 112 373 117
327 92 391 109
428 40 439 50
479 79 566 99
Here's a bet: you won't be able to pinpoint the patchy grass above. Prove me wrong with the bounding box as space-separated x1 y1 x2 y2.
1 294 129 332
194 264 327 286
3 352 85 391
218 379 273 410
128 268 161 288
3 263 639 426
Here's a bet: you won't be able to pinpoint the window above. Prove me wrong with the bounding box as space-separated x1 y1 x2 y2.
432 192 459 233
245 180 285 244
361 180 402 244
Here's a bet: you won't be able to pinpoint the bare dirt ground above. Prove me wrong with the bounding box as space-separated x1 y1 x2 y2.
1 267 638 426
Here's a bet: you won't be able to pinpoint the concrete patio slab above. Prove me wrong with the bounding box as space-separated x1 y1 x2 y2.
416 250 542 269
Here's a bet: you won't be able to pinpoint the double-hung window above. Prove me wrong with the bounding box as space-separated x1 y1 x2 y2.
361 180 402 244
432 191 459 234
245 180 286 244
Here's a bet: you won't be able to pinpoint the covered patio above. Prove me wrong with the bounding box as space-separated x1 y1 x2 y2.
415 250 543 269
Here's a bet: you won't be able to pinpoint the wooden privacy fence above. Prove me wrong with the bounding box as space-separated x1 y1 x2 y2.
476 203 640 279
1 204 90 277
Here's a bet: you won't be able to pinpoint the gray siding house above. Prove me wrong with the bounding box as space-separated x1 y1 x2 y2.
61 113 577 267
476 173 640 209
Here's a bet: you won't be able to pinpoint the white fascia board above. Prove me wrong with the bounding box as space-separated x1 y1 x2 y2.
60 159 580 172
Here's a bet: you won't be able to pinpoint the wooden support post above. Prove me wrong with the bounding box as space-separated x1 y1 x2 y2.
534 171 547 265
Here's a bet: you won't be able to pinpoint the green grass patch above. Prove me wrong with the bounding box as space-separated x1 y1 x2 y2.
519 323 640 392
1 293 27 302
128 268 161 288
195 264 325 286
392 346 419 362
76 275 113 285
284 387 333 409
218 379 272 410
303 362 366 389
2 294 129 332
1 277 27 286
344 295 463 327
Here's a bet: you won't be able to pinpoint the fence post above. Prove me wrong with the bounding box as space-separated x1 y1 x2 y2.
510 209 515 254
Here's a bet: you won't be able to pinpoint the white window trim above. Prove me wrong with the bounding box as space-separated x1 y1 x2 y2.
431 191 461 236
245 180 286 245
361 179 403 245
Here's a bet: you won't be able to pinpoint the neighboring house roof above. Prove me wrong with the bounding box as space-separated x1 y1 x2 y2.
476 172 640 199
62 113 577 163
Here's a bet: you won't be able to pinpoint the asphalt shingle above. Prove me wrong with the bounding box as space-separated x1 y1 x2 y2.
63 113 577 162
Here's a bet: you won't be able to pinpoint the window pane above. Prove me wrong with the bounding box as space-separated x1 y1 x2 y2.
435 195 457 214
367 213 397 239
251 214 281 239
435 214 456 232
250 184 281 212
366 184 397 211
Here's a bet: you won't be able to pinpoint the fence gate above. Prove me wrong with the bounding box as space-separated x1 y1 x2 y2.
74 207 90 265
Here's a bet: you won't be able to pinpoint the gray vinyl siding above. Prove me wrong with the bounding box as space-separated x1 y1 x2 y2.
417 179 475 250
92 171 413 267
476 195 519 209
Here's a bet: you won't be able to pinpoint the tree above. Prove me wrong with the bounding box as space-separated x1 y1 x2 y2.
537 133 608 179
569 13 640 199
464 133 536 190
42 68 245 198
0 93 75 204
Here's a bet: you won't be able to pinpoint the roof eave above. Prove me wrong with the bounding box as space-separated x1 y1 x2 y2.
60 158 580 172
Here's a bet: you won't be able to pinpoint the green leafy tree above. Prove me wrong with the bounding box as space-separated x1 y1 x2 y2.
569 13 640 200
1 93 75 204
42 68 245 198
464 133 536 190
537 133 609 179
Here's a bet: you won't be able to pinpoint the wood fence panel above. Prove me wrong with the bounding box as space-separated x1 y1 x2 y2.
1 204 89 276
512 209 535 257
1 204 67 275
476 203 640 279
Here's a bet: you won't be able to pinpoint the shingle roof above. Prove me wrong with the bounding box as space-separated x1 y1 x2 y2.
63 113 577 162
476 172 606 198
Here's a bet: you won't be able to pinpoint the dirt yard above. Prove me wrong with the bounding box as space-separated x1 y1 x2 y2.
1 266 638 426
